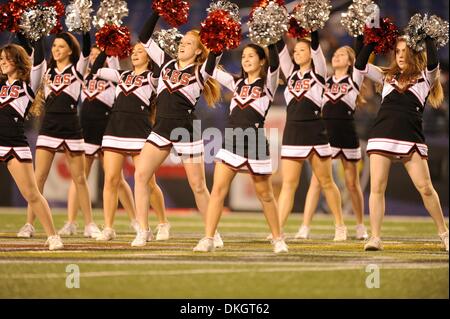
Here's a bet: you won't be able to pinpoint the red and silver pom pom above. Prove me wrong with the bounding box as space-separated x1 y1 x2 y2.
152 0 189 28
287 6 310 39
364 17 399 54
249 0 285 20
200 2 242 54
152 28 183 59
341 0 375 37
93 0 128 28
0 0 38 33
43 0 65 34
248 0 289 46
95 24 132 59
65 0 93 33
291 0 331 31
19 4 57 41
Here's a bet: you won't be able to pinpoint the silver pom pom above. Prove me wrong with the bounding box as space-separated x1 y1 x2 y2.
292 0 332 31
404 13 427 52
341 0 375 37
405 13 449 52
20 5 57 42
92 0 128 28
152 28 183 59
248 1 289 47
65 0 93 33
424 15 449 49
207 0 240 23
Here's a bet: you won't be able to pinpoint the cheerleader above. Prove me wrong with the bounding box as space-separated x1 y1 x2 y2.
299 36 369 240
193 42 288 253
93 44 167 243
132 12 224 247
16 32 101 239
276 31 347 241
360 36 449 251
60 47 140 236
1 39 63 250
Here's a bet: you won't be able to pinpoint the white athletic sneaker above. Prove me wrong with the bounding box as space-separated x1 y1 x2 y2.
439 231 449 252
356 224 369 240
17 223 35 238
131 228 153 247
58 222 77 236
155 223 171 241
45 235 64 251
272 238 289 253
130 219 140 233
266 233 286 241
84 223 102 238
294 225 310 239
334 225 348 241
96 227 116 241
193 237 215 252
364 236 383 251
214 231 224 248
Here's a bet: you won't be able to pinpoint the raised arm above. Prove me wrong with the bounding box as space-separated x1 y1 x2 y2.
76 32 91 75
30 38 46 93
277 38 295 78
200 52 223 80
354 42 383 84
425 36 439 87
91 51 108 76
140 12 167 67
212 68 236 92
267 43 280 96
16 32 33 56
310 30 327 79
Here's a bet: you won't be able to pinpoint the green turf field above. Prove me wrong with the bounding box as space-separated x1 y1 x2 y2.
0 208 448 298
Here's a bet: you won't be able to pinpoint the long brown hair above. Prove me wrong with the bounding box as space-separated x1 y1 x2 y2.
338 45 367 108
48 32 81 69
185 30 221 108
383 37 443 108
240 44 269 82
0 44 43 116
0 44 31 84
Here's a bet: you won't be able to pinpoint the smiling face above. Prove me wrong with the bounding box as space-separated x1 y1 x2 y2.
131 43 150 69
0 50 16 77
395 40 409 71
51 38 72 63
332 47 351 70
293 41 311 66
241 47 264 76
178 33 202 63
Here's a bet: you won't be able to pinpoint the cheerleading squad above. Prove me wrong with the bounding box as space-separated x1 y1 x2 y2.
0 5 448 253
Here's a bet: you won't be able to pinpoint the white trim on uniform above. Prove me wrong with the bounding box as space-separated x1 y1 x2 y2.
147 132 204 156
215 148 272 175
84 143 102 156
331 147 362 161
102 135 146 152
367 138 428 157
281 144 332 159
36 135 85 152
0 146 33 162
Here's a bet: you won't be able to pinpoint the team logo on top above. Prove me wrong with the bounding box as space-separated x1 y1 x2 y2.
288 78 315 100
45 73 73 95
0 85 21 108
162 68 195 93
118 74 146 96
83 79 110 100
324 82 351 103
233 84 263 110
387 76 420 93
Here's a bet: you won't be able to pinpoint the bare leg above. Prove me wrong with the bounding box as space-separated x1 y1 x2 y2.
342 159 365 225
183 155 210 221
67 155 94 224
278 159 304 230
102 151 126 228
205 163 237 238
25 149 55 225
368 154 392 238
8 159 57 236
310 154 344 227
133 143 170 230
302 173 321 227
252 174 281 239
403 152 448 235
